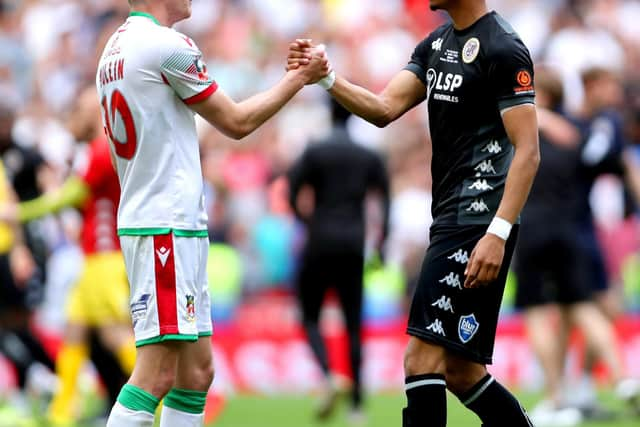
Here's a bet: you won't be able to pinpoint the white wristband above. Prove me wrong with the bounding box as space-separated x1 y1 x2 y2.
486 216 512 241
317 69 336 90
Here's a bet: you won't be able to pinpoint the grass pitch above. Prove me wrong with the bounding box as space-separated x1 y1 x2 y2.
209 392 640 427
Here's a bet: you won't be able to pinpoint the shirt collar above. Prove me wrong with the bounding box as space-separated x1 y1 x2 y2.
128 11 160 26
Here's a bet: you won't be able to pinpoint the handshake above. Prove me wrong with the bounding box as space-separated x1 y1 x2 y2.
286 39 336 90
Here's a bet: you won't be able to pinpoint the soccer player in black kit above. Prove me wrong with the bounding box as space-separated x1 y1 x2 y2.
288 0 540 425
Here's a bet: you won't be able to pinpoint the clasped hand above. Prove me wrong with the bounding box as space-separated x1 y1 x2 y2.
286 39 331 85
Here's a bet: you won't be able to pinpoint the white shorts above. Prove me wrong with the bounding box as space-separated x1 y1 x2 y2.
120 233 213 347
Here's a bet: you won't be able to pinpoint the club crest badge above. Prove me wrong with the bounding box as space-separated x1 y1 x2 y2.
458 313 480 343
186 295 196 323
462 38 480 64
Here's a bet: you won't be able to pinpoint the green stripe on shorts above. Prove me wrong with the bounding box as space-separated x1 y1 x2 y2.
135 334 198 348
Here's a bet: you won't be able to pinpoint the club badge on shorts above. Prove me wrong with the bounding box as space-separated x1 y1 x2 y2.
458 313 480 343
186 294 196 323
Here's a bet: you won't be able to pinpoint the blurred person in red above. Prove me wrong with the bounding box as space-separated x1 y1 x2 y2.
287 98 390 424
1 86 136 426
288 0 540 425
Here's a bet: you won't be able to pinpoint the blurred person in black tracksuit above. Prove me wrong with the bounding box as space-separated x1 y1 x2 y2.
287 99 390 423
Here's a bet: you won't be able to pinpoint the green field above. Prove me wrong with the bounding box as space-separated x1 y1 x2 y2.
210 392 640 427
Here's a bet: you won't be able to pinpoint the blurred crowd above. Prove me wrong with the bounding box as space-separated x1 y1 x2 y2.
0 0 639 333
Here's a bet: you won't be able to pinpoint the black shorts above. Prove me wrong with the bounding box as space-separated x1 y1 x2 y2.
407 225 518 365
514 225 593 308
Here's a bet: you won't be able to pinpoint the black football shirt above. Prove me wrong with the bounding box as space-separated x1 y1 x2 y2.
405 11 535 228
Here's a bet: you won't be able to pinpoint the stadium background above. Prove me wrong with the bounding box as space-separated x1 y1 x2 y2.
1 0 640 425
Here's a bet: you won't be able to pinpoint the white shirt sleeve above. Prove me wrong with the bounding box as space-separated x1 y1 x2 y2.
160 36 217 104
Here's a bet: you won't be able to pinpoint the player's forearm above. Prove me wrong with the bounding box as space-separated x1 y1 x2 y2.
18 176 89 222
495 140 540 224
232 73 306 139
328 76 395 128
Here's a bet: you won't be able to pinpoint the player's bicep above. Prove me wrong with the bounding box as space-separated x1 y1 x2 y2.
502 104 538 150
188 88 245 139
379 70 427 121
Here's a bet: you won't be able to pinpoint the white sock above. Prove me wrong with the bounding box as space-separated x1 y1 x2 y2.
106 401 155 427
159 405 205 427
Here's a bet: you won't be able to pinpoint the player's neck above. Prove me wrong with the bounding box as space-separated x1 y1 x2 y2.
447 2 489 31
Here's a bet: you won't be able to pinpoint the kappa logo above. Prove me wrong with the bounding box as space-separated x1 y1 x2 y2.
432 295 454 313
474 160 497 175
439 272 462 290
156 246 171 267
432 37 443 51
466 198 490 213
468 179 493 192
482 140 502 154
448 249 469 264
426 319 446 336
458 314 480 343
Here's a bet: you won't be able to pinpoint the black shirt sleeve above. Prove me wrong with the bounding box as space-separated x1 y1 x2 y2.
404 37 431 87
486 35 535 112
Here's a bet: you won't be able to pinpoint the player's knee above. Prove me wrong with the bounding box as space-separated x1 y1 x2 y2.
445 363 485 397
185 359 214 391
147 366 178 398
403 340 445 376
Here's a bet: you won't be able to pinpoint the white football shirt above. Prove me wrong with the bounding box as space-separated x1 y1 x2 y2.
96 12 217 236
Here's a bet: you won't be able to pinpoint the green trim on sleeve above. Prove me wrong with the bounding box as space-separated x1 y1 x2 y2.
135 334 198 348
129 11 161 26
117 228 208 237
18 176 89 223
164 388 207 414
198 331 213 338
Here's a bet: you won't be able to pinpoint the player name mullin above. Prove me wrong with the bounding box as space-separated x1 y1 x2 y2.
98 58 125 86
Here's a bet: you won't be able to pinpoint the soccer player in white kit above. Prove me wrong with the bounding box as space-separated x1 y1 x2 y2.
97 2 329 426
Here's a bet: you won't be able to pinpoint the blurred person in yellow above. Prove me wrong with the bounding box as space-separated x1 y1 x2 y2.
1 86 136 426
